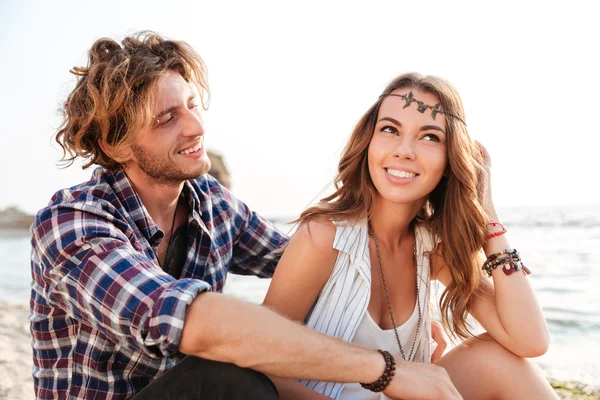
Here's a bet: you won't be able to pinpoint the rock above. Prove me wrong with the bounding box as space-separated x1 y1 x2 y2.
550 378 600 399
0 208 34 230
207 150 231 189
0 152 232 231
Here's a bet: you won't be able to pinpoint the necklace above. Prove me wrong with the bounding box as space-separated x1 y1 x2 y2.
160 199 179 270
368 220 422 362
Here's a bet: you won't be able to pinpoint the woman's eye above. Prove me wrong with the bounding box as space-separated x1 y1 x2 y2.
381 125 397 135
422 133 440 142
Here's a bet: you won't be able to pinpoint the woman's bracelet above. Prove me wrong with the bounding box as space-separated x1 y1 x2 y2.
360 349 396 392
482 248 532 277
486 222 507 240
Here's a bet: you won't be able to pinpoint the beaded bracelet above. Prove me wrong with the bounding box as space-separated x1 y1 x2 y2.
482 249 531 277
486 222 507 240
360 349 396 392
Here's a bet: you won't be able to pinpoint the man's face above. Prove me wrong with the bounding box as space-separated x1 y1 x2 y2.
125 70 211 185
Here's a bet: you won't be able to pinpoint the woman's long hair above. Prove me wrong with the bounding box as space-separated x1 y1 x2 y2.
297 73 488 340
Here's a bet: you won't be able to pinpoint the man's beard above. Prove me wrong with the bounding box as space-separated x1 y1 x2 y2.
130 144 211 185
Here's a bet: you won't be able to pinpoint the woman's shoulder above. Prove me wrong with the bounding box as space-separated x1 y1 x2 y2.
294 218 338 253
295 217 367 254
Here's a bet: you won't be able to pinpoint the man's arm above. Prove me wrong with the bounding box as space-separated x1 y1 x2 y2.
180 292 385 383
179 292 461 400
31 202 208 358
179 219 463 400
207 176 288 277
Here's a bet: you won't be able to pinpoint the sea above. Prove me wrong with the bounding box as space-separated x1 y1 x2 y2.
1 205 599 386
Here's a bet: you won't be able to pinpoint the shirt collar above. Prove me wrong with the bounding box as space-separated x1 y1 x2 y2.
100 167 212 242
99 168 160 242
182 180 210 235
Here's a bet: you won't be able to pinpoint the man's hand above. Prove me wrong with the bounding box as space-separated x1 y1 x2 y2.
384 361 462 400
431 320 449 364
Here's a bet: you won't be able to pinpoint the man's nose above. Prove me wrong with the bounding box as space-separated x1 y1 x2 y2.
182 109 205 137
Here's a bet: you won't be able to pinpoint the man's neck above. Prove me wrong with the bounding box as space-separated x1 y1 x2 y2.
125 170 185 230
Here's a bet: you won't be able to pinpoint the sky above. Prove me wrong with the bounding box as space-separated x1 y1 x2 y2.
0 0 598 218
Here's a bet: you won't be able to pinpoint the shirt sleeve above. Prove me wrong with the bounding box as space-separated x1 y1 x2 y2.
221 187 289 278
31 202 211 359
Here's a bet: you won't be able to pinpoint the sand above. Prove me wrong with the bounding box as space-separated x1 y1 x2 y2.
1 301 598 400
0 303 34 400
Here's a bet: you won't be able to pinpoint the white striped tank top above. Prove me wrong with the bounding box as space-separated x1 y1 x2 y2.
299 219 436 399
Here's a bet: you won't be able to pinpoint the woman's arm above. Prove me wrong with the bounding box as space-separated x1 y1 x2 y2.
432 145 550 358
256 220 460 399
432 240 549 358
477 211 550 356
262 220 339 399
262 219 339 321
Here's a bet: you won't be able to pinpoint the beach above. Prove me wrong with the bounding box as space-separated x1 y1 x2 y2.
0 302 35 400
2 205 600 399
2 300 599 400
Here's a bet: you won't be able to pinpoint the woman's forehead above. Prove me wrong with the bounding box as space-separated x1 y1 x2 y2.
378 89 447 129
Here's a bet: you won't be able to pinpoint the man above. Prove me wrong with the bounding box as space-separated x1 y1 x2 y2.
30 31 460 400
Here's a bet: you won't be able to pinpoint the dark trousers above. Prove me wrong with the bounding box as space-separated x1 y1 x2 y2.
131 356 279 400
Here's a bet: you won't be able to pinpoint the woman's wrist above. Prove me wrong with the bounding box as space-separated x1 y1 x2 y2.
486 222 506 240
483 226 510 256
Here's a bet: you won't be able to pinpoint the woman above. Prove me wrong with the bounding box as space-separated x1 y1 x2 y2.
264 73 558 399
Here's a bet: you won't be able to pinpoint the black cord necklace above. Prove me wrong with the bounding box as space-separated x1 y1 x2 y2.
160 199 179 271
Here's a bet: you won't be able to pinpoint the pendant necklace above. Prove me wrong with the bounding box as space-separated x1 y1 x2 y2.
368 219 422 361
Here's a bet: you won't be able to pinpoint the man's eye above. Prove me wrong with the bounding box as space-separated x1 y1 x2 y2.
422 133 440 142
156 115 174 127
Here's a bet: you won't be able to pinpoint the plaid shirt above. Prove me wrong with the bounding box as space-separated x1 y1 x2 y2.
30 167 287 400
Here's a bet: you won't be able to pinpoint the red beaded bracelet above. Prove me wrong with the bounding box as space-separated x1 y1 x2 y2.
485 222 506 240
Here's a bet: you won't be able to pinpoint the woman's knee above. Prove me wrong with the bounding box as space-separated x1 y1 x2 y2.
436 333 553 400
440 333 530 373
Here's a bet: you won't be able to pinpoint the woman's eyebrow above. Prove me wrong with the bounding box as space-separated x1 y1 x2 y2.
420 125 446 135
378 118 446 135
378 117 402 126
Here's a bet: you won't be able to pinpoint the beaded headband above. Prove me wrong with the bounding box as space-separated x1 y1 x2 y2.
380 91 466 126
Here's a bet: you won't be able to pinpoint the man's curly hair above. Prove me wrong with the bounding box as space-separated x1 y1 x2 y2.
55 31 210 170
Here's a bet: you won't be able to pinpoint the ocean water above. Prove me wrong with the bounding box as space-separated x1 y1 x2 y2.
2 205 599 385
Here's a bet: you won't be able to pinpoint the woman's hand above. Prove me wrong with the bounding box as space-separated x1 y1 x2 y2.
431 320 449 363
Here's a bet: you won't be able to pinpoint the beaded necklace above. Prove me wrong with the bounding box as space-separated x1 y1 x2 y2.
368 220 422 361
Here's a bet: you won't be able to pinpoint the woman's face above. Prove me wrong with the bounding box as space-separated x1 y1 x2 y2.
367 88 448 206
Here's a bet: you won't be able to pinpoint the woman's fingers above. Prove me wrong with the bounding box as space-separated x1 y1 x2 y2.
431 320 448 364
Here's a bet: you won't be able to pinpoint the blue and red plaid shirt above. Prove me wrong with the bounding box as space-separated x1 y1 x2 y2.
30 167 288 400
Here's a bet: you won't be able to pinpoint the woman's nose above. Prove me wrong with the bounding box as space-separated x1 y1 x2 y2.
393 138 416 160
